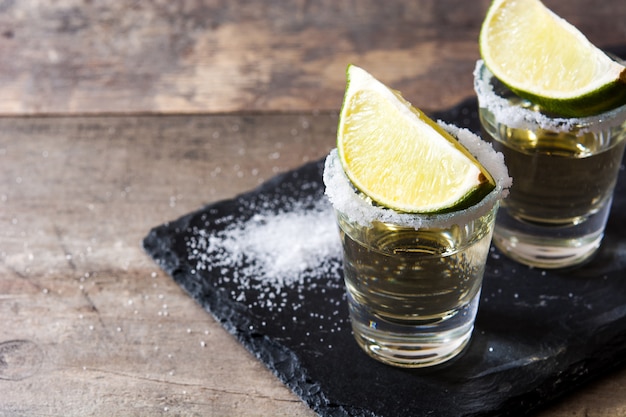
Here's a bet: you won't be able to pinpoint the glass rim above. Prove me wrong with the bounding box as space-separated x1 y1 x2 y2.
473 59 626 134
322 123 511 230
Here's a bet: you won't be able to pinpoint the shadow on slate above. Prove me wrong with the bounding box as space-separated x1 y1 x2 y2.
143 97 626 417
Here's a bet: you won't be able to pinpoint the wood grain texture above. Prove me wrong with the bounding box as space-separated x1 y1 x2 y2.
0 0 625 115
0 114 335 416
0 115 336 416
1 114 626 416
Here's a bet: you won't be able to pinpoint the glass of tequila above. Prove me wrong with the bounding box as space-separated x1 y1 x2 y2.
474 60 626 269
324 124 510 368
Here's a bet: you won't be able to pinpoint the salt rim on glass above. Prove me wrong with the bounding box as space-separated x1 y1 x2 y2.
323 122 512 229
473 59 626 135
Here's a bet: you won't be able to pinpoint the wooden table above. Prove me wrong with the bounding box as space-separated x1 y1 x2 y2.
1 1 626 415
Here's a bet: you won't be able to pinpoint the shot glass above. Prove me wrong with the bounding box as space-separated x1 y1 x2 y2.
323 124 510 368
474 60 626 269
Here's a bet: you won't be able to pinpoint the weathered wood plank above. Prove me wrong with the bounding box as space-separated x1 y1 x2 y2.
0 0 624 115
0 114 335 416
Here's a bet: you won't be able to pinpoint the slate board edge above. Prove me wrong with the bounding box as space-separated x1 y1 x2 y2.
141 178 626 417
142 163 376 417
140 93 626 417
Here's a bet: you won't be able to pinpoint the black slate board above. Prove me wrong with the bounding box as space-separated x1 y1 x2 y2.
143 98 626 417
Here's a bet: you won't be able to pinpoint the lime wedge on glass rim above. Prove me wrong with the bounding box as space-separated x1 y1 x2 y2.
337 65 495 214
479 0 626 117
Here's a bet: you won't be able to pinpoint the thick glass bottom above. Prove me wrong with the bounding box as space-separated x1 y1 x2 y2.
492 201 611 269
492 228 602 269
347 291 479 368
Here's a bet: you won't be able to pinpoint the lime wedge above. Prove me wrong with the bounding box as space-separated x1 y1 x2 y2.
479 0 626 117
337 65 495 214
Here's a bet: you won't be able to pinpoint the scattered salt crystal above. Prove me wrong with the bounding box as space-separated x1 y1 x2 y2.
187 198 341 296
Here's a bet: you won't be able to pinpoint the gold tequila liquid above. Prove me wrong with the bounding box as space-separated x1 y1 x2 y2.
336 207 496 368
482 110 626 226
324 125 509 368
475 60 626 268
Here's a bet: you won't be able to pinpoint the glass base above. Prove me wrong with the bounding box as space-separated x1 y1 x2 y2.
347 291 479 368
492 203 610 269
492 227 602 270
